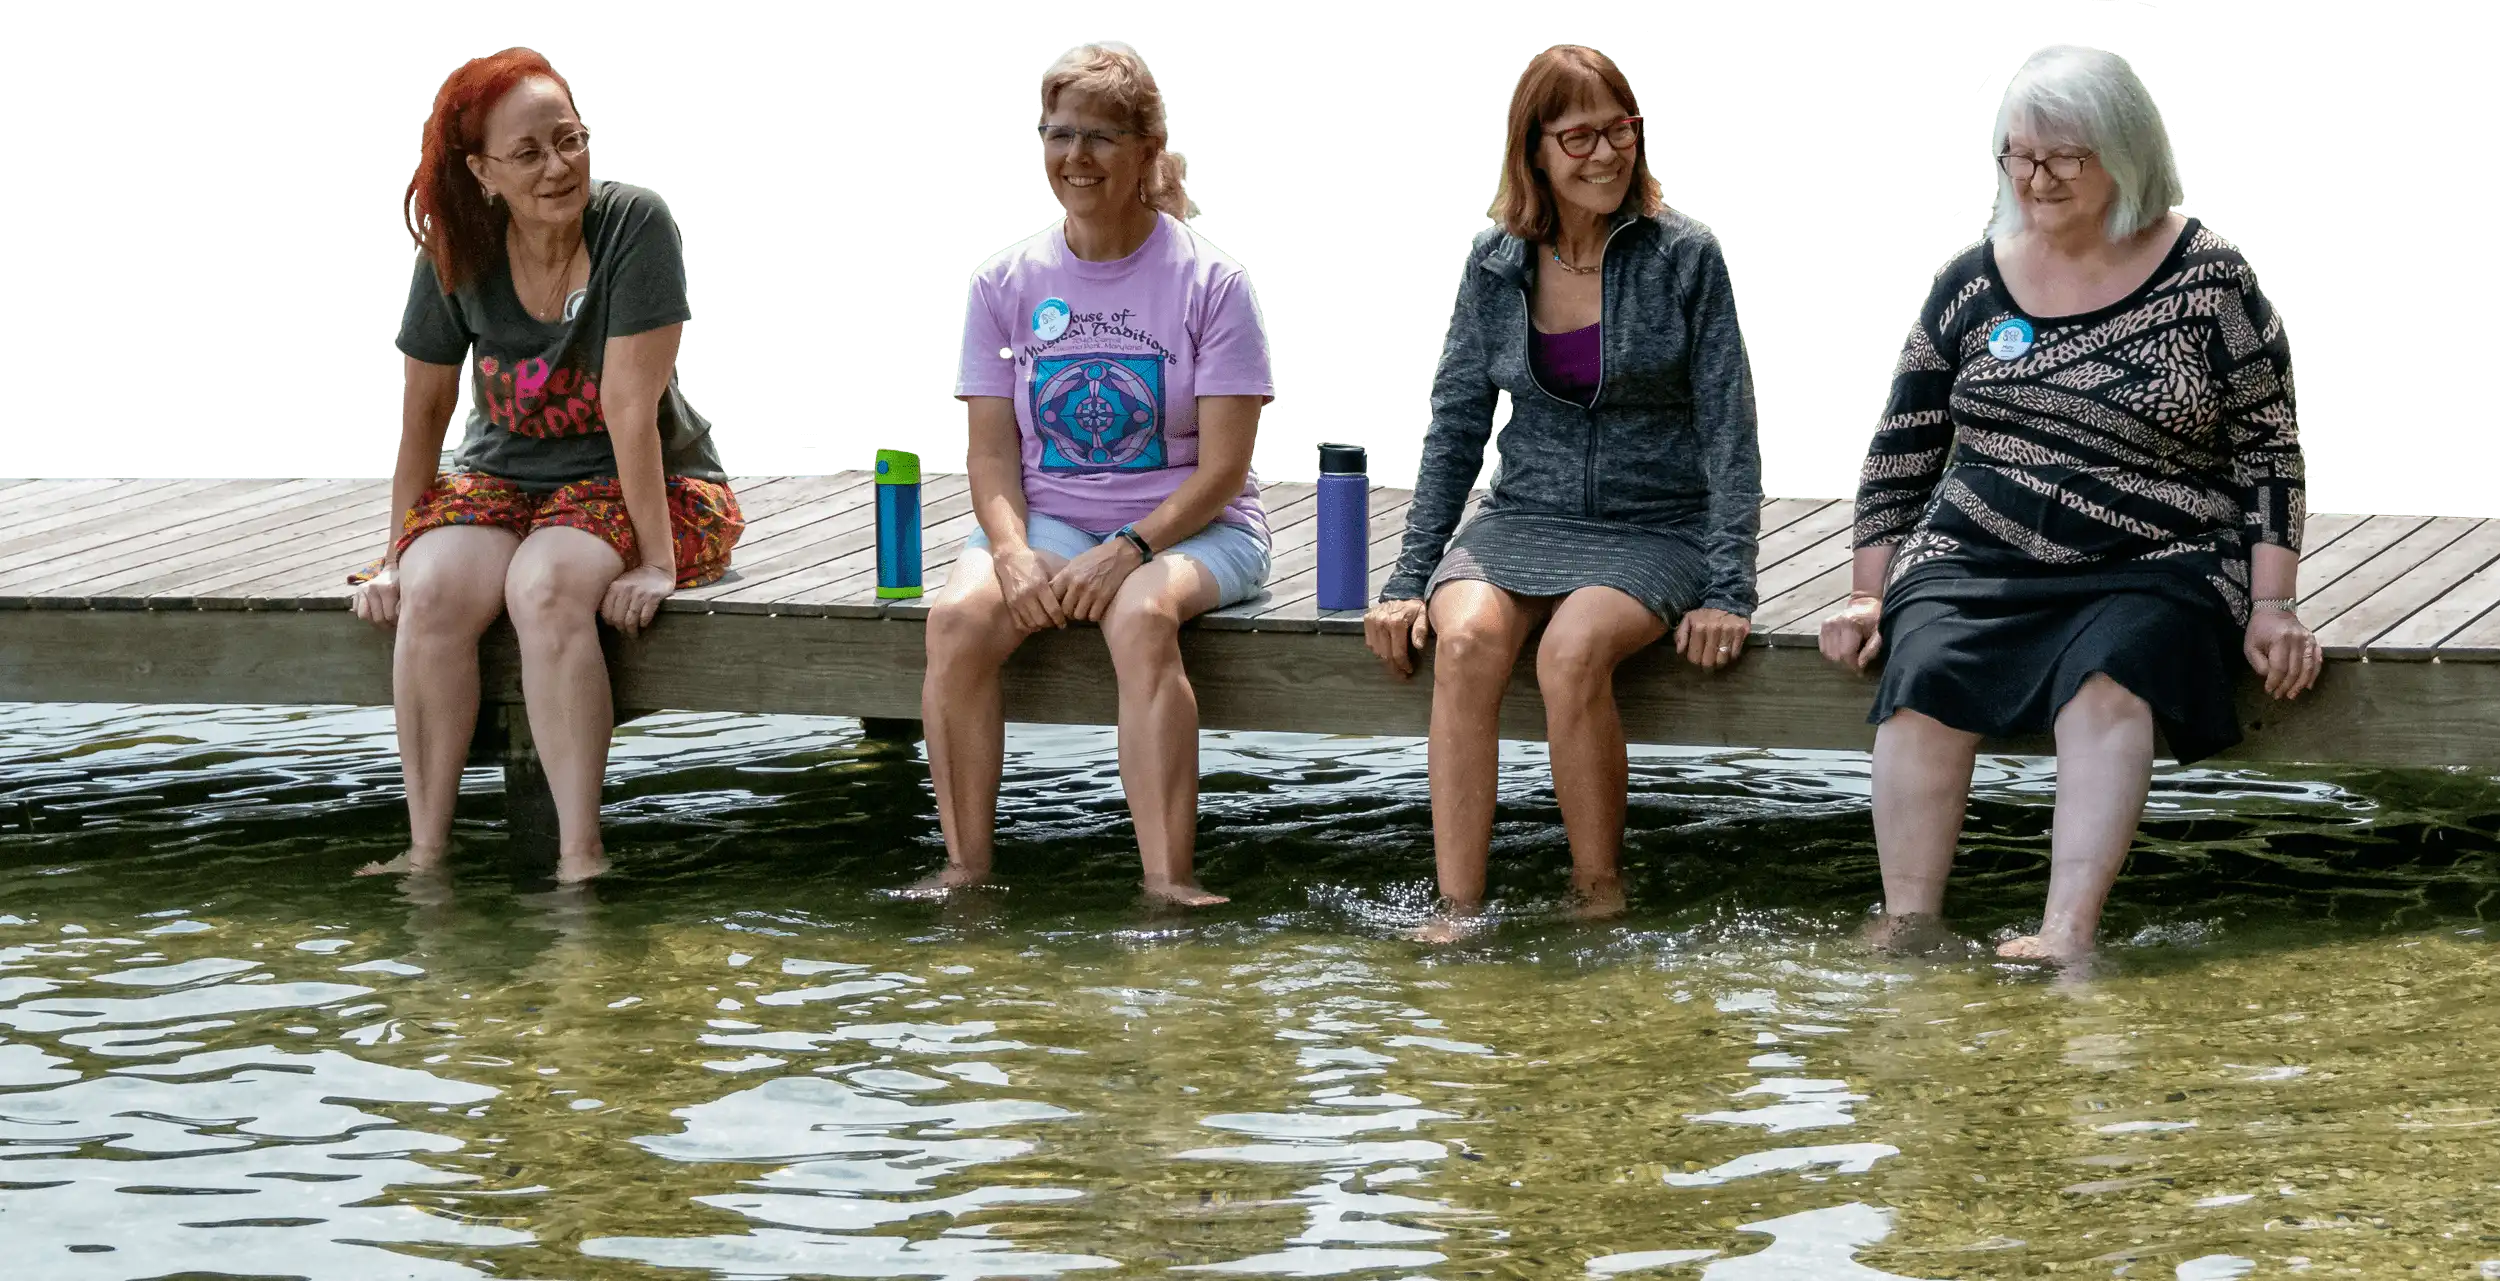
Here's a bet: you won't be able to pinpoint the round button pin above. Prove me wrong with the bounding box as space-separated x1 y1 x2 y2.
1988 316 2036 362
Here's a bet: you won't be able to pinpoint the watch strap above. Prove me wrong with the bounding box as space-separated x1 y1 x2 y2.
1113 525 1154 561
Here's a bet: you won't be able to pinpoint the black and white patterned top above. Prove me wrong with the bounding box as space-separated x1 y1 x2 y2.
1852 219 2304 624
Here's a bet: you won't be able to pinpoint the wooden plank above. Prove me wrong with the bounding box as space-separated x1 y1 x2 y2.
2298 511 2364 558
0 479 210 555
1751 500 1849 573
91 486 395 608
2298 516 2477 641
2291 513 2430 602
700 477 973 613
2372 551 2500 658
1756 496 1832 542
0 477 310 582
2316 520 2500 657
1754 560 1855 640
4 606 2489 772
1235 495 1417 623
0 480 347 602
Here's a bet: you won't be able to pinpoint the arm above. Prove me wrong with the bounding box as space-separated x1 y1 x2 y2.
389 357 462 565
967 395 1068 631
1821 287 1960 670
1684 240 1762 618
1380 249 1500 601
2225 263 2318 699
594 324 682 635
1133 395 1259 552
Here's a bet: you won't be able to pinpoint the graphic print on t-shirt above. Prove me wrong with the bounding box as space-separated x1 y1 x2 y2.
479 354 606 440
1032 352 1165 473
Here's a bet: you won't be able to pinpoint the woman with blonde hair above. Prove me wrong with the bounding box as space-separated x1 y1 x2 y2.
1821 46 2318 961
1366 45 1761 928
924 43 1274 905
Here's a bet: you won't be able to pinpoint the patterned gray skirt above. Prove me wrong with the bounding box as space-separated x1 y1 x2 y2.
1425 509 1711 622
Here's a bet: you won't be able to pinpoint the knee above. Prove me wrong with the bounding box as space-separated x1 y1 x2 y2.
925 594 1014 670
1431 611 1518 682
399 574 498 641
2063 674 2153 735
1102 596 1182 668
1534 630 1614 700
503 569 595 643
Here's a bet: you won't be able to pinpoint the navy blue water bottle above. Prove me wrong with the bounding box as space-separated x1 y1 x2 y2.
1316 443 1369 612
874 449 922 600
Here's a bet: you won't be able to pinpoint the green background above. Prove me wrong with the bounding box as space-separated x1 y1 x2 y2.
0 45 2490 515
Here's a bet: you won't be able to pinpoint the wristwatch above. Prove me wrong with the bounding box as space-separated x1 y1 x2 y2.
1113 524 1154 562
2254 597 2300 613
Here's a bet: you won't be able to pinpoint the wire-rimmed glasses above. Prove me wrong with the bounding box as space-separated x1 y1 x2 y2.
482 128 590 170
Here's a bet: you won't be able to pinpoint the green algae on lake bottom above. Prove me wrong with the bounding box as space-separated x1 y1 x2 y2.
2 703 2498 1279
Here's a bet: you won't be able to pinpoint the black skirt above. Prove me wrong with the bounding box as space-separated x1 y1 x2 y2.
1871 568 2243 764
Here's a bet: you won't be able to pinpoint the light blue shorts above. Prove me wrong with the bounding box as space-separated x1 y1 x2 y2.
966 510 1271 608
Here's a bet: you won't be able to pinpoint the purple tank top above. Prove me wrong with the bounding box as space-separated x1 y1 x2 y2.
1531 323 1600 406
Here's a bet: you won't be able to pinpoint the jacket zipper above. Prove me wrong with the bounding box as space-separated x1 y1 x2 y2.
1515 219 1635 519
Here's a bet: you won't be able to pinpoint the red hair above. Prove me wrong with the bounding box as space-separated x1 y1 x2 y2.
404 48 576 294
1490 46 1664 243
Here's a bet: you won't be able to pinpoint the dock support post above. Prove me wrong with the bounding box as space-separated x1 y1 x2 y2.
858 717 924 749
498 705 561 863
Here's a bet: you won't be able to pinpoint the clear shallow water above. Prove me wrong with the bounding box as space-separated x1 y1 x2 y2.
2 704 2497 1280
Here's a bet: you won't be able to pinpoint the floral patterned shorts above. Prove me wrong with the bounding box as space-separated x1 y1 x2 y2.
350 473 744 588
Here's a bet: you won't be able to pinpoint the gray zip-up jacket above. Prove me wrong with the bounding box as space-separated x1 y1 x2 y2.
1381 210 1762 615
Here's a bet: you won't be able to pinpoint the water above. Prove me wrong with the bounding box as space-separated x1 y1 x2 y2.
3 704 2497 1280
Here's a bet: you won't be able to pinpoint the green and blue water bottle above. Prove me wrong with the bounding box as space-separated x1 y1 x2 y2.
874 449 922 600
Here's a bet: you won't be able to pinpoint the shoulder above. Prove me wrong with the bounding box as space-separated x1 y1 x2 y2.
1918 238 1994 331
966 221 1064 288
2175 220 2265 291
1166 216 1257 291
1640 208 1723 261
591 181 678 233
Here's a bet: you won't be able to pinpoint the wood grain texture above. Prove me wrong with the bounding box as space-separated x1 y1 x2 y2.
2 606 2485 770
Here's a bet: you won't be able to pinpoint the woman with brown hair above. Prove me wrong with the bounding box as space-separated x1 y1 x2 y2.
1364 45 1760 929
349 48 743 885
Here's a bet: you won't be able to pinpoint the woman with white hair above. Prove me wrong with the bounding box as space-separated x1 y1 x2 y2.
924 42 1273 906
1819 46 2318 961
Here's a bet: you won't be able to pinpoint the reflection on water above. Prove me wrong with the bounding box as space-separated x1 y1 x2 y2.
2 703 2498 1278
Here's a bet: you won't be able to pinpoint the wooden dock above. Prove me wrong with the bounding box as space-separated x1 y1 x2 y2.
4 475 2500 771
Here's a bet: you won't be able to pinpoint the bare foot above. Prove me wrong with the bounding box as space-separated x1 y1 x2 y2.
1410 900 1488 944
1143 880 1228 908
356 848 446 878
555 848 612 885
1862 912 1965 956
892 863 994 900
1566 874 1627 921
1996 933 2091 964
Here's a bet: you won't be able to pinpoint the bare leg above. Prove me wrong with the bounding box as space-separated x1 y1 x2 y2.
362 525 519 877
1102 554 1227 905
503 526 627 884
2001 674 2156 961
918 546 1054 890
1419 581 1548 920
1868 708 1982 939
1534 586 1669 918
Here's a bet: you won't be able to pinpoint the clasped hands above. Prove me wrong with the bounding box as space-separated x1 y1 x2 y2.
993 539 1145 632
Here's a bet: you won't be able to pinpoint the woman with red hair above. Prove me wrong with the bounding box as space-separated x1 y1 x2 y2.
350 48 742 884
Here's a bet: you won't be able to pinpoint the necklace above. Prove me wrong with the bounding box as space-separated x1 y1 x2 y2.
522 233 585 322
1548 244 1601 276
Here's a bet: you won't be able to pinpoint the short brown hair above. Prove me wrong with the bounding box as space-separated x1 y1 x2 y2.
1040 43 1196 220
1489 45 1663 242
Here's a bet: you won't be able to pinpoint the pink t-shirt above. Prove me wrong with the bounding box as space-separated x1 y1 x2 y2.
955 213 1273 538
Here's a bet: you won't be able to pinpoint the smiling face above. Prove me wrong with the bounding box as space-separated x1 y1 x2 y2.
1040 90 1154 222
464 76 591 229
2001 124 2112 241
1536 91 1635 223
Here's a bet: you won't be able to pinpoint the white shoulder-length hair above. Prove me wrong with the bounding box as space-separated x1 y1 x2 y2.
1988 46 2183 243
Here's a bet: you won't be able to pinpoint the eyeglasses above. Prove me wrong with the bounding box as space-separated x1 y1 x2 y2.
1548 116 1641 160
1038 124 1137 155
482 128 591 170
1997 150 2094 182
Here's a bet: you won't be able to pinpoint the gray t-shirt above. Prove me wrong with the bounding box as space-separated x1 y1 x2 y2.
397 180 726 490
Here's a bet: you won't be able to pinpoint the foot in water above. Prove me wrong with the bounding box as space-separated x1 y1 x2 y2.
356 848 446 878
1143 879 1228 908
1995 933 2091 964
555 848 611 885
1862 912 1969 956
1410 899 1489 944
1566 874 1627 921
895 863 994 900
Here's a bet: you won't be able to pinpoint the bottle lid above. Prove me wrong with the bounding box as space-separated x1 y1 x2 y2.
875 449 921 485
1318 443 1367 474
